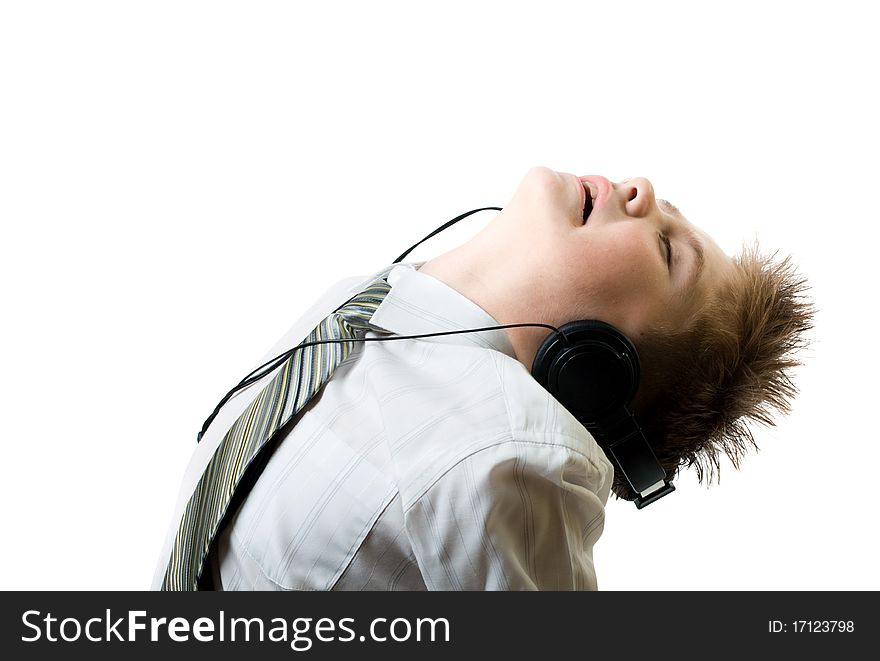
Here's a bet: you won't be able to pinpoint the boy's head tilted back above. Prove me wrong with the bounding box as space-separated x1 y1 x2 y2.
419 166 814 498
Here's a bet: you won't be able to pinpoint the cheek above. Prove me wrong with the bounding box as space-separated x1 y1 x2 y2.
589 230 662 290
564 229 668 330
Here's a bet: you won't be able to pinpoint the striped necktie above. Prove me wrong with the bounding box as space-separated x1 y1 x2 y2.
161 267 395 590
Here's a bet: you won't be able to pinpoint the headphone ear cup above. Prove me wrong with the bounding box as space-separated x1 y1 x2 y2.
531 319 640 425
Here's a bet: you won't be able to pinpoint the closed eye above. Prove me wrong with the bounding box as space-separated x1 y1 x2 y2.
659 233 673 270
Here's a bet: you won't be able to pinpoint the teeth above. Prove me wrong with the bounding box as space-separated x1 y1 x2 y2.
582 181 597 200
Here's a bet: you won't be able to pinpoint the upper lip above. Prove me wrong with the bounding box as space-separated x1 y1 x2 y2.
578 175 612 223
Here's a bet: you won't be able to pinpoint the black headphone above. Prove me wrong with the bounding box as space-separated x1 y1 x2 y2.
530 318 674 508
197 207 675 508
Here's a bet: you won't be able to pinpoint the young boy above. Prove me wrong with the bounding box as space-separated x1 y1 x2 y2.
152 166 813 590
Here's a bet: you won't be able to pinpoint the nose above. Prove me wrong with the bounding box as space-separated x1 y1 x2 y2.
617 177 657 218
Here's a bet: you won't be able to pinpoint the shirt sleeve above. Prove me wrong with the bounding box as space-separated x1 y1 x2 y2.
402 438 613 590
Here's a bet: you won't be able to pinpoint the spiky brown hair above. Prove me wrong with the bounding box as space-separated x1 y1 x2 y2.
623 242 815 501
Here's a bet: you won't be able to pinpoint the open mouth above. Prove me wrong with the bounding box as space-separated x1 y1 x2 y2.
582 182 596 224
582 195 593 224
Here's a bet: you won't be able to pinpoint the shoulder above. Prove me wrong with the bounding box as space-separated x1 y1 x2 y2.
398 352 614 590
489 350 613 471
384 345 614 511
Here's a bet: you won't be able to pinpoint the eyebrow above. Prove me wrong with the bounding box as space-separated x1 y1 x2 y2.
658 199 705 292
657 198 683 216
682 228 705 292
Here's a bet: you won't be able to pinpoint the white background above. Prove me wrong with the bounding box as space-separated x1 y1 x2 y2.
2 0 877 591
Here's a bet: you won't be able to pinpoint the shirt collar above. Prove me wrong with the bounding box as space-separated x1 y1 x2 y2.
368 262 517 360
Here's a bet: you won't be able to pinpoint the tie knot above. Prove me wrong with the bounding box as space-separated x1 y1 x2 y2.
334 270 394 333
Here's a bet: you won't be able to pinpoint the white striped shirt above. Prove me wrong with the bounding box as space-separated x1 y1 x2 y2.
151 262 614 590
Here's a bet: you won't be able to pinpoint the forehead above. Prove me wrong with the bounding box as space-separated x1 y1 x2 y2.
685 227 734 311
661 207 734 318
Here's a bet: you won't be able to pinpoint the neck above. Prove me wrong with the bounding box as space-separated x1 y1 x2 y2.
415 216 558 372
